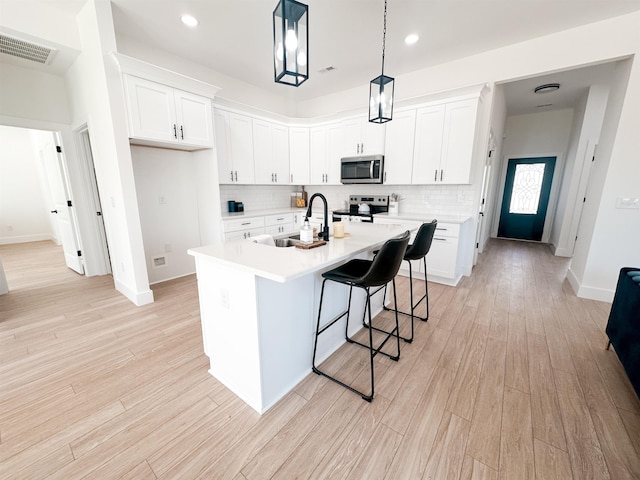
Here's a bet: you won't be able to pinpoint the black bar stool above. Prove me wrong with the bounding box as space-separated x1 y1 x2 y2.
381 220 437 343
311 231 410 402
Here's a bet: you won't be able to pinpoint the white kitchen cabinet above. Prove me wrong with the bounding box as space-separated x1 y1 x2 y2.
289 128 310 185
383 109 416 185
125 75 213 148
215 110 255 184
253 119 290 185
264 213 294 235
343 118 386 156
222 216 265 242
309 123 342 185
412 98 479 185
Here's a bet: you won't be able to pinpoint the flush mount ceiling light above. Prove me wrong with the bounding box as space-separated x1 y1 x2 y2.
369 0 394 124
534 83 560 94
180 14 198 27
273 0 308 87
405 33 419 45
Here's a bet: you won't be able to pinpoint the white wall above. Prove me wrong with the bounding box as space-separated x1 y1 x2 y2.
65 0 152 305
0 126 55 244
569 57 640 301
550 84 609 256
131 146 200 284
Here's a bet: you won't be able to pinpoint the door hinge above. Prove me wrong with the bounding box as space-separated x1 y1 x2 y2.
476 242 479 248
77 250 82 257
97 211 102 216
56 146 62 153
67 200 72 207
583 197 586 203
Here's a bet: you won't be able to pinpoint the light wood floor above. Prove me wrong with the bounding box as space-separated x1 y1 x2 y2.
1 240 639 479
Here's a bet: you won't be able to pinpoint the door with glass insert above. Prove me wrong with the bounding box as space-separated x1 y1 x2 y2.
498 156 556 241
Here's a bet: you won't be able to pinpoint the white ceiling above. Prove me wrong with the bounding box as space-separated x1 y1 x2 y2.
3 0 640 112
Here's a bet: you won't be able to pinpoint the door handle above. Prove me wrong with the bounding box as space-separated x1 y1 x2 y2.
50 210 58 214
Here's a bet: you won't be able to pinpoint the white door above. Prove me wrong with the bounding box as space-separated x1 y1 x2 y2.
174 90 213 146
384 109 416 184
271 125 289 184
412 104 445 184
125 76 177 143
41 139 84 274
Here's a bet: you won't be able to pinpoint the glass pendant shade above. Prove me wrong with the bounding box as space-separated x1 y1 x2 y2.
369 74 394 123
273 0 308 87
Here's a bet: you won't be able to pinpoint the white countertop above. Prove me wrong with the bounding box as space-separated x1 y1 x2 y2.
188 222 410 283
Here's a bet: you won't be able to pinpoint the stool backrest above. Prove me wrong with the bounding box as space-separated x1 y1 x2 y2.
405 220 437 260
359 230 410 287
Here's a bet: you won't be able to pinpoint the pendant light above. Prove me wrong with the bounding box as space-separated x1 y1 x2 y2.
273 0 309 87
369 0 394 123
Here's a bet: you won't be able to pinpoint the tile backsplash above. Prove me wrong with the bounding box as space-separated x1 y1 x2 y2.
219 184 476 216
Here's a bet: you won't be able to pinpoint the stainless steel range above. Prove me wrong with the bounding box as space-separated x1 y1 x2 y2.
332 195 389 223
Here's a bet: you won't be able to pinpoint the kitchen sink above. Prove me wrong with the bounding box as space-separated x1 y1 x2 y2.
274 238 298 248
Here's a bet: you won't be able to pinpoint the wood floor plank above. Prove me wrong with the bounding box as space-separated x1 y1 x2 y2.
466 337 507 470
553 369 610 480
344 423 402 480
460 455 498 480
533 434 572 480
499 386 535 480
422 411 470 480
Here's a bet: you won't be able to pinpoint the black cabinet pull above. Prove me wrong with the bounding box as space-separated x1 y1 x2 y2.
180 125 184 140
50 209 58 214
173 124 177 139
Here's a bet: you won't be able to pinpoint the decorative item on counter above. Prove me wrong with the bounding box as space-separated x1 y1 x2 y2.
228 200 237 212
291 186 308 208
235 202 244 212
333 222 345 238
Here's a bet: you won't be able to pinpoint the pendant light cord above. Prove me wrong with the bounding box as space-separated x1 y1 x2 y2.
381 0 387 75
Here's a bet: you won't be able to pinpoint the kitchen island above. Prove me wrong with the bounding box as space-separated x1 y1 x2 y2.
188 222 409 413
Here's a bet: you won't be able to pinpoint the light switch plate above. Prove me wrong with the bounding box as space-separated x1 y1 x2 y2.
615 197 640 209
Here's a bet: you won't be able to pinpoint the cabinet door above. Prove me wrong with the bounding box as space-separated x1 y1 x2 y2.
384 109 416 184
427 236 458 279
174 90 214 147
325 122 344 185
214 109 234 184
272 125 290 184
343 118 362 156
362 120 386 154
229 113 255 184
252 119 273 184
289 127 310 185
125 76 176 143
412 104 445 184
440 99 478 184
309 126 327 184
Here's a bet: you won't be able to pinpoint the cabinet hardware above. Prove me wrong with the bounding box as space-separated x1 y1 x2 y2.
234 171 238 181
291 174 293 183
180 125 184 140
50 209 58 214
434 237 447 241
173 124 177 139
384 171 387 182
271 173 274 182
275 173 277 182
434 169 438 181
436 228 447 231
230 171 234 181
277 217 284 221
242 222 251 226
440 169 443 181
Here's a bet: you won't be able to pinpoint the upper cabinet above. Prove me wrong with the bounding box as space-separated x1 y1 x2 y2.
383 110 416 185
253 119 290 185
309 123 342 185
215 109 255 184
289 128 310 185
342 118 386 156
124 75 213 149
412 98 479 185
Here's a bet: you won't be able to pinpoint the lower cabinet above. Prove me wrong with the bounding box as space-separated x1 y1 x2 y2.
264 213 294 235
223 217 265 242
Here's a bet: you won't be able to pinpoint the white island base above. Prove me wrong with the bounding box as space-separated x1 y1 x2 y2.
188 222 409 414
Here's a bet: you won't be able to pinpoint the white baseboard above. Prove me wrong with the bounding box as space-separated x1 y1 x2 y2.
567 267 615 302
553 246 573 257
0 233 55 245
115 278 154 306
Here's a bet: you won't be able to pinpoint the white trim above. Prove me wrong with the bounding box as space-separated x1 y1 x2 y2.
0 233 56 245
566 267 615 302
114 277 154 306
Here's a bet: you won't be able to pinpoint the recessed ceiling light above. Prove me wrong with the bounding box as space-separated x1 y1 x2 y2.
181 15 199 28
534 83 560 94
405 34 419 45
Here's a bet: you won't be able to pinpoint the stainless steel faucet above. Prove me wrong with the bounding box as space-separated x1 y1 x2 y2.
305 193 330 242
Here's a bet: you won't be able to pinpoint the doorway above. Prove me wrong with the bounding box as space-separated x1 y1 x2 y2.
498 156 556 241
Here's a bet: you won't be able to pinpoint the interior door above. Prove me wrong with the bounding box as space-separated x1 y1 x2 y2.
41 139 84 273
498 156 556 241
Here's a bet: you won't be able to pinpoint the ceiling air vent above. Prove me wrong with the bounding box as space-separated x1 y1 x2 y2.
0 33 57 65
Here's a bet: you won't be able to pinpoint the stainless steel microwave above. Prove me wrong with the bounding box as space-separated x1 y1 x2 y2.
340 155 384 184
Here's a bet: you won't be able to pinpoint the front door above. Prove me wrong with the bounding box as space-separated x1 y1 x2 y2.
498 156 556 241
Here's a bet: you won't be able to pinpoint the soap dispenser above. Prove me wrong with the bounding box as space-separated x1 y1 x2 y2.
300 217 313 244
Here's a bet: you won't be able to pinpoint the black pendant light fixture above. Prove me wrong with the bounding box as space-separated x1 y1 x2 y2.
273 0 308 87
369 0 394 123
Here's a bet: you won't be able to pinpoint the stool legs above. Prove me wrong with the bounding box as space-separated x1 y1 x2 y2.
312 279 401 402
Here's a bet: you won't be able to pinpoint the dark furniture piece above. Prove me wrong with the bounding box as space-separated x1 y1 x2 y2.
312 231 410 402
381 220 437 343
605 267 640 398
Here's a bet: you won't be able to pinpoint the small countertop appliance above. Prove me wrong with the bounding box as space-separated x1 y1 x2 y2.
332 195 389 223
